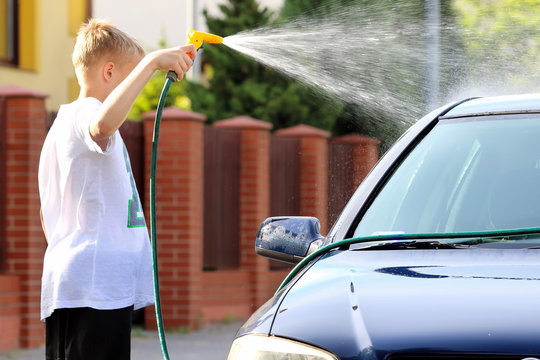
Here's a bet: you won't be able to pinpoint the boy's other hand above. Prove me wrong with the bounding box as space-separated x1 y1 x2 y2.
149 44 197 81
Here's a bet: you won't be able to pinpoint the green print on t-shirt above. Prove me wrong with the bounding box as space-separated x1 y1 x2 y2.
123 145 146 228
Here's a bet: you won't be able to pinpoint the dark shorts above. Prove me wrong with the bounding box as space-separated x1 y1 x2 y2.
46 306 133 360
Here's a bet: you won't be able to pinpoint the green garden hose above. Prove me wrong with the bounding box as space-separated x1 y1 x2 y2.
276 226 540 293
149 30 222 359
150 70 177 360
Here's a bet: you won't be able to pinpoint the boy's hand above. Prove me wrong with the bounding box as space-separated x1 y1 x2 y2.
149 45 197 81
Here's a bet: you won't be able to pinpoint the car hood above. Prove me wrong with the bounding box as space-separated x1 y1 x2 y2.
269 248 540 359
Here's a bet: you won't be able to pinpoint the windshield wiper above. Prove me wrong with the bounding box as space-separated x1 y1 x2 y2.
277 228 540 292
353 239 469 250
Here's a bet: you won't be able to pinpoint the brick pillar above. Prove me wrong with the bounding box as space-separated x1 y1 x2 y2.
143 107 206 330
332 134 380 188
214 116 273 310
328 134 381 225
275 124 331 233
0 275 20 351
0 85 48 347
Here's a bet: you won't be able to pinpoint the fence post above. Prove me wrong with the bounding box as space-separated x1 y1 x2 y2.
214 116 273 310
0 84 48 348
275 124 331 234
333 134 380 186
328 134 380 225
143 107 206 330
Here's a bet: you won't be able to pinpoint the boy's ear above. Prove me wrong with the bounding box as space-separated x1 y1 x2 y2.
102 62 115 83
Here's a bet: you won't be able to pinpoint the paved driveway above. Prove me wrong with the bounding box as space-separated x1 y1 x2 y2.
0 322 241 360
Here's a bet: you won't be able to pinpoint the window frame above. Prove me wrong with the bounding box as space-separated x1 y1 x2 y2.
0 0 19 67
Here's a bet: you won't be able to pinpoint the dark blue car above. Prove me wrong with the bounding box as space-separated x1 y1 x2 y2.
227 94 540 360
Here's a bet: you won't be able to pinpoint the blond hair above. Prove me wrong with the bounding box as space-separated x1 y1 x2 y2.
72 19 145 75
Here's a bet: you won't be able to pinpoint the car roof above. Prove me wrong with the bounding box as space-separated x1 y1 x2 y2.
442 93 540 119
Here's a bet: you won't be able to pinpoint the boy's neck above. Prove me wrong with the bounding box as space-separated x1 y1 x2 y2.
79 84 109 103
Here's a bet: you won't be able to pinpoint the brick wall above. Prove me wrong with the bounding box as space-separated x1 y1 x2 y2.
0 90 380 347
143 108 206 330
0 85 48 349
329 134 381 225
275 125 331 233
214 117 282 312
0 275 20 350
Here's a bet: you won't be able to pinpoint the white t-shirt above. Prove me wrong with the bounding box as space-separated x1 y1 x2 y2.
38 97 154 321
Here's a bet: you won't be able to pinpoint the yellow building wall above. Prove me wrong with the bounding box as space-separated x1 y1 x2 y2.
0 0 87 111
18 0 40 71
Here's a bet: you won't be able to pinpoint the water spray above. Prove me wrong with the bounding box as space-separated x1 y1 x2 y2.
150 30 222 360
149 6 540 357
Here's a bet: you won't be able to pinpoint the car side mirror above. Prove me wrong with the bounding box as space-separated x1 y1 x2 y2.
255 217 324 264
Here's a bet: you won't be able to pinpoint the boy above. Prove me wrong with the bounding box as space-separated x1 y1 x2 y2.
38 19 196 360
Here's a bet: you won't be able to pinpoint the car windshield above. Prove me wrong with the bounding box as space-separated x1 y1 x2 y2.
354 115 540 238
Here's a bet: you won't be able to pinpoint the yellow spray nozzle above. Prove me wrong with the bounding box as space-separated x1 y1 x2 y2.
186 30 223 50
166 30 223 81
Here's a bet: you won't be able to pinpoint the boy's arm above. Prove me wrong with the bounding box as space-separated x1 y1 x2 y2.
40 208 48 244
90 45 196 150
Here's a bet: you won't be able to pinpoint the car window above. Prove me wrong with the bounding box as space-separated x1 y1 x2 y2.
354 115 540 237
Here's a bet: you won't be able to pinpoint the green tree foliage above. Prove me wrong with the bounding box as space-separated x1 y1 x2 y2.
187 0 343 130
129 72 191 120
132 0 538 151
452 0 540 92
280 0 365 19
